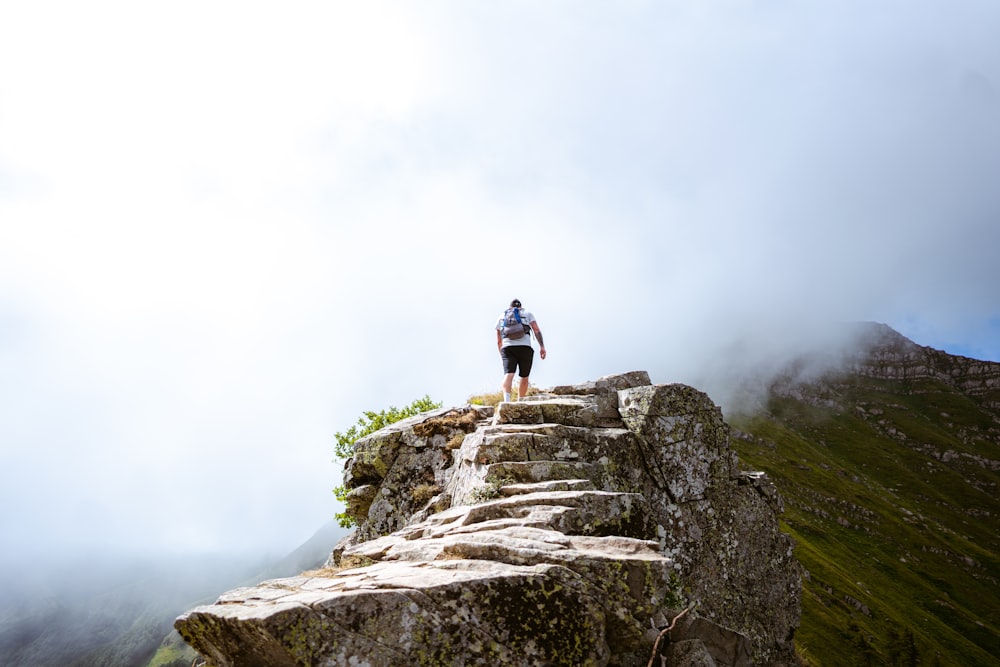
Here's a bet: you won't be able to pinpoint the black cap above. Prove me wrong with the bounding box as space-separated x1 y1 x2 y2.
510 298 522 308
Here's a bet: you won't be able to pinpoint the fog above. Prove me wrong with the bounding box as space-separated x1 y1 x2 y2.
2 1 999 580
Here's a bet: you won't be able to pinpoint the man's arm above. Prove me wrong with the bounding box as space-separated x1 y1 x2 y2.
497 329 503 352
530 322 546 359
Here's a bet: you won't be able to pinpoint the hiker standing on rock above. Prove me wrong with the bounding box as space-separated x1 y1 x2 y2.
496 298 546 402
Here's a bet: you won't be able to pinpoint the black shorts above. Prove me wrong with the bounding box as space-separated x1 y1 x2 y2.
501 345 534 377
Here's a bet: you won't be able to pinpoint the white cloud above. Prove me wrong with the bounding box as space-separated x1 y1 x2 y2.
2 1 1000 563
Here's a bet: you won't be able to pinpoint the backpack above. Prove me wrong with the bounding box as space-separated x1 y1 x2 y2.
501 308 529 340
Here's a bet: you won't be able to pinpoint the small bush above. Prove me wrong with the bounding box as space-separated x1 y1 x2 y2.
334 395 441 460
333 395 442 527
412 483 442 505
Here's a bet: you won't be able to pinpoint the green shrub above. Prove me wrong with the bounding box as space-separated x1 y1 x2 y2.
332 395 442 528
334 395 441 459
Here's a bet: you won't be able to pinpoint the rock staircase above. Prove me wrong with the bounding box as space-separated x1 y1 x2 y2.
175 372 800 667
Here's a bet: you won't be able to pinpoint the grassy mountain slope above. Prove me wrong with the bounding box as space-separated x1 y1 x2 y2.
727 325 1000 666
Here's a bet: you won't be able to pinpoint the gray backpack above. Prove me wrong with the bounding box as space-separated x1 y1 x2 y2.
502 308 529 340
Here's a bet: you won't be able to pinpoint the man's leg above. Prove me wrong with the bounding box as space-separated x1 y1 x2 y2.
518 375 530 401
502 373 515 402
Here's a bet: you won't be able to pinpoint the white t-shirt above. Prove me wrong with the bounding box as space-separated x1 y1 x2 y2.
496 308 536 348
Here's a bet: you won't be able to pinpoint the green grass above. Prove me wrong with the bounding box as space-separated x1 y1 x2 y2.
729 369 1000 666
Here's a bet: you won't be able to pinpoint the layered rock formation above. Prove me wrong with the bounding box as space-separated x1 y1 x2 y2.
176 372 801 666
849 323 1000 405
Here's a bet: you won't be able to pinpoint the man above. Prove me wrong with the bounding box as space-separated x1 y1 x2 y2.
495 298 546 402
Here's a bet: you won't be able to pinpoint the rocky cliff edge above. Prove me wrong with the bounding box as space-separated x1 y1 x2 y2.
175 372 802 666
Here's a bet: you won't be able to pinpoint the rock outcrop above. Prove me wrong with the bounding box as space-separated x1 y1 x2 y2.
176 372 801 666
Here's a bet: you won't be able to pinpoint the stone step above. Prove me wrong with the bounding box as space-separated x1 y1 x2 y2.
492 396 622 428
396 489 658 542
498 479 596 496
547 370 652 395
460 423 634 467
482 461 609 489
343 523 664 570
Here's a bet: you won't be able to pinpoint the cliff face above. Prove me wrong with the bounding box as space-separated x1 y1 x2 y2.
175 372 802 666
847 323 1000 407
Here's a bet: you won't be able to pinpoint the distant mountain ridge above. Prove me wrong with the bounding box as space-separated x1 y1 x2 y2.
728 322 1000 666
846 322 1000 405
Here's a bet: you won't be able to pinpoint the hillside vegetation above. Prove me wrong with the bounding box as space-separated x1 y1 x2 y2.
728 325 1000 666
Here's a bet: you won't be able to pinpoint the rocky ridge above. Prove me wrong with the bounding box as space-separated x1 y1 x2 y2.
848 323 1000 405
176 372 802 666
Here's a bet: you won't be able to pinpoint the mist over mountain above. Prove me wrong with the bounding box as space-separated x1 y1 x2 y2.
4 1 1000 578
0 522 347 667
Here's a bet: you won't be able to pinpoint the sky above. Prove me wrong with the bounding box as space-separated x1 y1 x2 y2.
2 1 999 566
